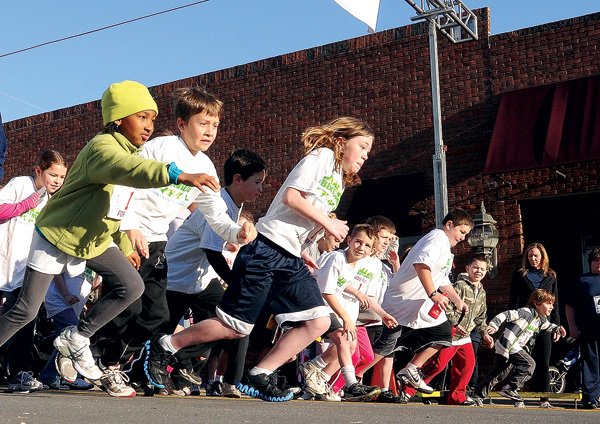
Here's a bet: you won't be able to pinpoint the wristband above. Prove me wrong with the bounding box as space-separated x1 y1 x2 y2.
167 162 183 184
428 290 438 299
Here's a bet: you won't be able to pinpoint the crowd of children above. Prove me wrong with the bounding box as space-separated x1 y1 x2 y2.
0 80 596 411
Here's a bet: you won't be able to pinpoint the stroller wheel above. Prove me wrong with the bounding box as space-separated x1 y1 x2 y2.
548 366 565 393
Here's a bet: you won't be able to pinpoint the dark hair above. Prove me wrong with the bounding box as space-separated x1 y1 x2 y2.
223 149 267 186
467 253 490 267
588 248 600 268
364 215 396 234
442 208 473 227
38 149 67 170
149 128 174 140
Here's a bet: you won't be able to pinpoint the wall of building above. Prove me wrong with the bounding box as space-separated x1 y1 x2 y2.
4 8 600 318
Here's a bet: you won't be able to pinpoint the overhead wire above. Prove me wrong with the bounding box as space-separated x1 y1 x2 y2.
0 0 210 59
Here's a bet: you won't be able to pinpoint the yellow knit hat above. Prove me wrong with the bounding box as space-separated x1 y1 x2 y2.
101 80 158 126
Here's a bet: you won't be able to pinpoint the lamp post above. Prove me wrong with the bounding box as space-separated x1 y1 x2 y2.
404 0 478 226
468 201 499 278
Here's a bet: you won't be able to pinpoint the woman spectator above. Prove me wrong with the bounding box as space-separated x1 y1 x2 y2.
509 242 559 408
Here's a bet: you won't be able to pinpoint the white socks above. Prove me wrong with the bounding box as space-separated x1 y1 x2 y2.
249 367 272 376
158 335 178 354
341 365 357 387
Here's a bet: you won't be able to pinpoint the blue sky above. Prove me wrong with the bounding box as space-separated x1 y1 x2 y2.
1 0 598 122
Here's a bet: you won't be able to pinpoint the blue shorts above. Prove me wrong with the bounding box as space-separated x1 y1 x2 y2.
216 234 329 335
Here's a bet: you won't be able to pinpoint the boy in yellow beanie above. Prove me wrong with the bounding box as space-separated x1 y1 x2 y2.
0 80 256 396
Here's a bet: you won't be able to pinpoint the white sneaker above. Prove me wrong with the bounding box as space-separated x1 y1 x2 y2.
8 371 44 393
55 353 77 383
222 382 242 398
316 386 342 402
539 401 554 408
396 367 433 394
514 401 526 408
100 367 136 398
300 362 329 395
53 326 103 381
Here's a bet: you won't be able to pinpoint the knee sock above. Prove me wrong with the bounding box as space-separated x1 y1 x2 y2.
342 365 358 387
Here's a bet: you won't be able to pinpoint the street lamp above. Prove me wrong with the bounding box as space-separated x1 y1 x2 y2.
404 0 478 226
468 201 499 278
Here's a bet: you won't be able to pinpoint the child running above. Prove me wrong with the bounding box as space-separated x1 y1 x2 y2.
356 209 472 397
162 148 266 395
92 86 249 397
473 288 566 407
144 116 374 402
0 80 254 390
303 223 396 401
0 149 67 392
400 253 493 405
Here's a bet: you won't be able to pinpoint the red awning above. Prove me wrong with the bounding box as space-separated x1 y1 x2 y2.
484 75 600 174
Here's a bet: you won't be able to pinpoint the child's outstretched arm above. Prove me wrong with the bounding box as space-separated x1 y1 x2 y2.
282 187 348 243
181 172 256 245
176 172 220 193
439 283 469 314
342 284 371 310
323 293 357 341
543 322 567 342
553 326 567 342
0 191 40 222
366 298 398 329
415 263 450 310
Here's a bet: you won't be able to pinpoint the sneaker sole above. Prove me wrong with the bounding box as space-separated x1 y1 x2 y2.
498 391 523 402
7 387 31 394
101 386 137 398
53 338 103 381
143 340 165 389
223 392 242 398
499 391 522 402
236 382 293 402
55 354 77 383
397 374 434 394
177 369 202 386
343 388 382 402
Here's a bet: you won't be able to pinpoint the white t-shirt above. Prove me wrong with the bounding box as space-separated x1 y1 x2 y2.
165 188 240 294
256 148 344 257
0 176 49 291
119 135 239 244
381 229 454 329
44 268 94 318
358 256 392 326
314 250 376 324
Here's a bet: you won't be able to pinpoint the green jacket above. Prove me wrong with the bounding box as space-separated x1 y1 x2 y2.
36 131 171 259
446 272 488 341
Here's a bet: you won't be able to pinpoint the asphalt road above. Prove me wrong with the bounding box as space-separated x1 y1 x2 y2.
1 389 598 424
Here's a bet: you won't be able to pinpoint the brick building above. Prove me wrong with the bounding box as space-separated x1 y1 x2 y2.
3 7 600 334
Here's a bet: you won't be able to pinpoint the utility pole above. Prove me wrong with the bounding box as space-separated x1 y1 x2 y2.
404 1 478 226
